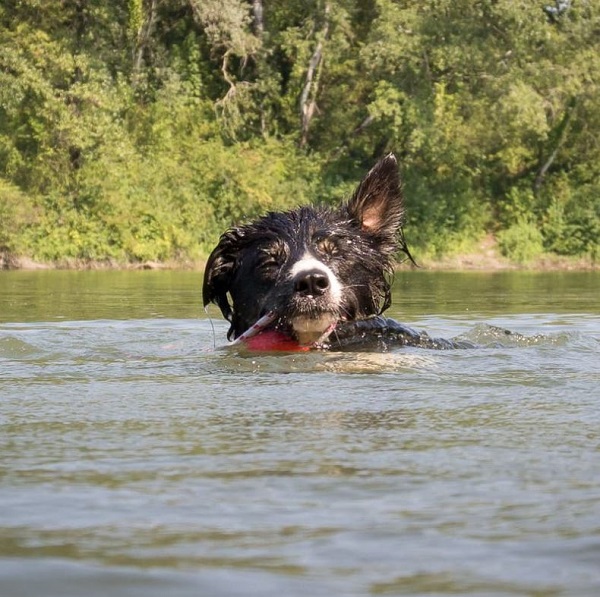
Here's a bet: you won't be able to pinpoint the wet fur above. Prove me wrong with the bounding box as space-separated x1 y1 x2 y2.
203 154 411 343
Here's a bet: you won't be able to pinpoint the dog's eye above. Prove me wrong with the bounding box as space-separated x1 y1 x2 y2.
259 257 280 270
258 244 286 273
314 236 339 258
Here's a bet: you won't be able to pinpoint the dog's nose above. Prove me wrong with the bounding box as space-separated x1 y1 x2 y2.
294 269 330 296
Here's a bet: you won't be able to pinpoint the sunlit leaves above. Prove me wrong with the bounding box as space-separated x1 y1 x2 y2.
0 0 599 263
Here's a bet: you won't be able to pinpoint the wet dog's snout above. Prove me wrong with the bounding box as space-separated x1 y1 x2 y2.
293 269 330 297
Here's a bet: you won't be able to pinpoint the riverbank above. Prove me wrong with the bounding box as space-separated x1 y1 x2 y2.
2 237 598 272
416 236 599 271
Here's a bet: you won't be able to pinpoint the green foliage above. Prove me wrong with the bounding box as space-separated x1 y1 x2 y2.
0 179 35 254
1 0 599 265
403 171 490 259
542 178 600 258
497 219 544 264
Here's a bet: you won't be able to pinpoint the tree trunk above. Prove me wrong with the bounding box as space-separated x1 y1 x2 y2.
132 0 158 84
252 0 264 37
299 4 330 148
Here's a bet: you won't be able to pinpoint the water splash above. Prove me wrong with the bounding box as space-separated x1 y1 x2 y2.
455 323 574 348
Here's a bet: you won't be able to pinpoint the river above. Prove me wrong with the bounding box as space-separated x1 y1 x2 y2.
1 270 599 596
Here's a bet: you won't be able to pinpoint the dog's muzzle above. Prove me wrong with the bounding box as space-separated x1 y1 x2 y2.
286 257 342 343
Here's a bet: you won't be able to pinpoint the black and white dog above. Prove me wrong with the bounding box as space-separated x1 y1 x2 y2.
203 154 468 351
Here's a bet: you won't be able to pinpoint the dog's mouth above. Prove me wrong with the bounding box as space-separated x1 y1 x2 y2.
232 309 339 349
290 313 338 345
264 288 343 345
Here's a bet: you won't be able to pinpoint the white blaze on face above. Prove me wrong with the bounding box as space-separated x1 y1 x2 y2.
288 253 342 344
288 255 342 301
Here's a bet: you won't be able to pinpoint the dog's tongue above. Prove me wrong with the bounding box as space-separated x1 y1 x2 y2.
243 330 310 352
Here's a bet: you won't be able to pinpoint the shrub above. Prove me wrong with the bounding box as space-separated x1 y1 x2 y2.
497 218 544 264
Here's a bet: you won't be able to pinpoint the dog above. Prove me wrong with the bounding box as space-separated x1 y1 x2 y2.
203 154 470 351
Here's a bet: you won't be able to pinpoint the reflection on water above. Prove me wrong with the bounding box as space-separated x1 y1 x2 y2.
1 271 600 596
1 269 600 323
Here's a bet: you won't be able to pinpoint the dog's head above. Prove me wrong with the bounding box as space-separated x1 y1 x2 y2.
203 153 408 343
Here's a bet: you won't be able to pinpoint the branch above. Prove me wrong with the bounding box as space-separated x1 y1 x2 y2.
534 96 577 193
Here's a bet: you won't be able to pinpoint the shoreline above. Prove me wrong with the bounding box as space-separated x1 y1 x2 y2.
1 236 598 273
2 253 598 273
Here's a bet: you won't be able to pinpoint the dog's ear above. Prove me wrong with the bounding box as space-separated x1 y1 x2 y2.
202 230 242 323
345 153 404 240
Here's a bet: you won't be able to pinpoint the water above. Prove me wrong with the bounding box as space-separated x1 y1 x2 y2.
1 270 599 596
